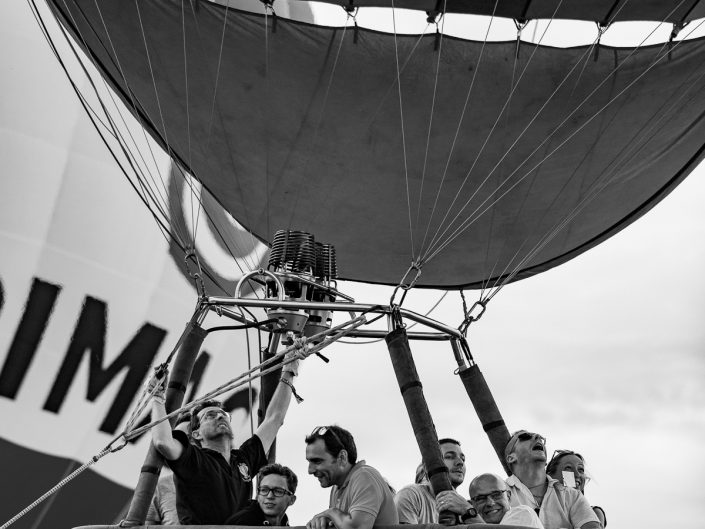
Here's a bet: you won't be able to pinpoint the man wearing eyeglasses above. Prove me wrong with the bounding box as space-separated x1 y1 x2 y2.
504 430 601 529
227 463 298 526
305 425 398 529
149 354 301 524
468 473 543 527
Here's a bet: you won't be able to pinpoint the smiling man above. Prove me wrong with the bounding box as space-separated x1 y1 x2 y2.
394 438 468 524
469 473 543 527
504 430 601 529
305 425 398 529
227 463 298 526
149 356 300 525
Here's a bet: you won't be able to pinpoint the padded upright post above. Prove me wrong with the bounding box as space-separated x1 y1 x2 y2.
386 327 453 496
120 319 207 526
457 364 511 475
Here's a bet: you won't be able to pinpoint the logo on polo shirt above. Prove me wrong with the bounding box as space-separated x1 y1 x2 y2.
238 462 252 482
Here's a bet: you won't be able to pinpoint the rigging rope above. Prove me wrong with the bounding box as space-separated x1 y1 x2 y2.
421 0 567 260
418 0 500 255
0 438 125 529
1 307 369 529
125 313 370 441
415 2 447 239
390 0 415 260
420 1 692 269
51 0 267 292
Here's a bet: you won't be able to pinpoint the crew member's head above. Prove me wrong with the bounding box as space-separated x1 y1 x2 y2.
190 400 233 442
305 425 356 488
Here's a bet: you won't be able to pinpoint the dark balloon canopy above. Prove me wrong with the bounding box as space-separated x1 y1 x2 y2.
48 0 705 288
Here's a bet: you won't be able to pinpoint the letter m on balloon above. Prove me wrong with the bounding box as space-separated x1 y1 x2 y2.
43 296 166 434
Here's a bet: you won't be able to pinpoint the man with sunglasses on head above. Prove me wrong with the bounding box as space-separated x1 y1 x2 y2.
148 354 301 525
468 473 543 527
305 425 398 529
226 463 298 526
504 430 601 529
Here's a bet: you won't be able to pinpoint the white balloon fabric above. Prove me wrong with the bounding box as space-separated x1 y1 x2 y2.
0 3 269 527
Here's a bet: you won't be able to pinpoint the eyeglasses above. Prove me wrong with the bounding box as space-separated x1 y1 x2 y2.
257 486 292 497
505 431 546 457
310 426 344 447
198 409 231 422
470 490 508 504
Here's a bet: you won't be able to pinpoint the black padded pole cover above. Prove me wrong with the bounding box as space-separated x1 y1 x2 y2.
458 364 511 475
386 327 453 497
121 320 207 526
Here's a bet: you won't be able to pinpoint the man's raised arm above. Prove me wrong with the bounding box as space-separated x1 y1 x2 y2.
149 369 184 461
255 353 301 453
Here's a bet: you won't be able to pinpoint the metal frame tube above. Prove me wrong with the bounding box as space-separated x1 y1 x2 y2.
206 296 463 339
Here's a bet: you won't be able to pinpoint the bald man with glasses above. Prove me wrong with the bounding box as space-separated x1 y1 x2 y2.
469 473 543 527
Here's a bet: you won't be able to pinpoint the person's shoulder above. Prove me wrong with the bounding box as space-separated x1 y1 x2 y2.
356 461 382 476
233 433 265 458
172 429 191 446
395 483 424 499
226 499 263 525
353 462 388 484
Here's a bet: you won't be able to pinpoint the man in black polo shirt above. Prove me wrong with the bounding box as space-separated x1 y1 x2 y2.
150 355 301 524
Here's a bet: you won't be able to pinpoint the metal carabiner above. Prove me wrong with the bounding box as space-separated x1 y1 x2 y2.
389 262 422 306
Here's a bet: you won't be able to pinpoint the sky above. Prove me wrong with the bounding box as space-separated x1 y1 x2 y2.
2 2 705 529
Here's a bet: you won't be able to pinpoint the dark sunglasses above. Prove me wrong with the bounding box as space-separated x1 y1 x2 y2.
506 431 546 456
